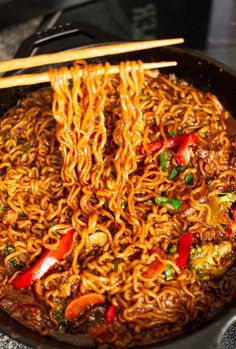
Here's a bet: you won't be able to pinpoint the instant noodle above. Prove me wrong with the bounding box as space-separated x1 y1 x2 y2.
0 61 235 348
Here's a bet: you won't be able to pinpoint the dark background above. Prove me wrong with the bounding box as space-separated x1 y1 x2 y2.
0 0 236 69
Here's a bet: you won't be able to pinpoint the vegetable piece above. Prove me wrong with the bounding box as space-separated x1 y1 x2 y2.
175 133 198 165
168 166 187 181
2 130 9 141
53 308 68 325
5 245 15 255
168 168 178 180
159 152 168 171
176 233 193 268
165 265 173 280
120 243 128 252
110 171 116 178
9 259 24 270
154 196 181 210
209 192 236 225
185 173 193 184
65 293 105 322
145 141 162 154
0 203 9 213
176 166 186 172
168 245 177 254
53 232 60 238
217 192 236 203
143 259 164 277
22 144 31 153
146 133 198 155
189 245 205 261
105 304 116 324
143 248 166 277
68 78 73 88
121 200 127 210
168 132 175 137
190 241 232 277
12 230 74 289
114 258 122 271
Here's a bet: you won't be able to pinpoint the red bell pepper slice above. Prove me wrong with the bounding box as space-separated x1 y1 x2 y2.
105 304 116 324
175 133 199 165
141 133 198 156
12 230 74 289
146 135 184 154
142 248 166 277
176 233 193 268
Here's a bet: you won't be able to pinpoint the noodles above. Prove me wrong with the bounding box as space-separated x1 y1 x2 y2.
0 60 235 348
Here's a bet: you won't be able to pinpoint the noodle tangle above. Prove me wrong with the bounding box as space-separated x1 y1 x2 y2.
0 60 235 348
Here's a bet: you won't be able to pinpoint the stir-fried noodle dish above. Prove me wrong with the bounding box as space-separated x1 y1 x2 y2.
0 61 235 348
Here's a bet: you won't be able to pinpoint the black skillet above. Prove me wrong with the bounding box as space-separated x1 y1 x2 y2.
0 22 235 349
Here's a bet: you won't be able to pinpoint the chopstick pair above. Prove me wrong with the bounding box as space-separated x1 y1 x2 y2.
0 37 184 89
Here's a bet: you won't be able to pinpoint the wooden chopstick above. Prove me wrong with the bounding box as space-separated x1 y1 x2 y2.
0 38 183 74
0 61 177 89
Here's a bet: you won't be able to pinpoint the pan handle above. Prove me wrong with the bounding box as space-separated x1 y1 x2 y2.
14 22 121 58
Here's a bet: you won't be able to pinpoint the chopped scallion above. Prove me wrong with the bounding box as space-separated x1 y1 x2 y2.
53 309 68 325
176 166 186 172
159 152 168 172
165 265 173 280
114 258 122 271
53 232 60 238
120 243 128 252
0 203 9 213
110 171 116 178
22 144 31 153
168 168 178 180
185 173 193 184
168 132 175 138
9 258 24 270
154 196 181 210
68 79 73 88
121 200 127 210
2 130 9 141
5 245 15 256
168 245 177 254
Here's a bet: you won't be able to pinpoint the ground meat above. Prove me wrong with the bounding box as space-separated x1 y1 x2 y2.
195 227 230 243
0 284 36 304
2 209 18 225
0 284 51 334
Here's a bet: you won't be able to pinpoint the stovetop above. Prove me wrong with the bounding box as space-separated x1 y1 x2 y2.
0 0 235 348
